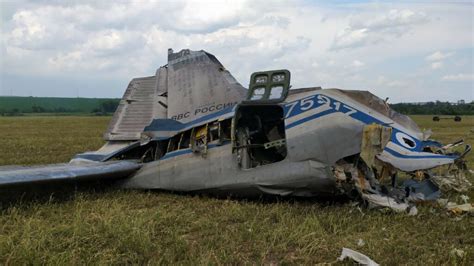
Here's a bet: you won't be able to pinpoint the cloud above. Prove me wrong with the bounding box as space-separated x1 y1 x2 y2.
376 75 405 87
0 1 472 102
351 60 365 68
331 9 429 50
431 61 443 69
332 29 369 50
426 51 453 61
441 73 474 81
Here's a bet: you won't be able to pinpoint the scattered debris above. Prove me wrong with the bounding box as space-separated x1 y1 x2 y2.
450 248 465 259
361 193 410 213
357 239 365 247
446 203 474 215
437 198 474 215
404 179 441 201
338 248 379 266
431 173 472 193
332 124 472 215
460 194 470 204
408 206 419 216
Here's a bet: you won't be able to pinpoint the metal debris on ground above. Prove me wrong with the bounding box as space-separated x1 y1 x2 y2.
338 248 379 266
332 124 472 215
446 203 474 215
460 194 470 204
450 248 465 259
431 173 472 193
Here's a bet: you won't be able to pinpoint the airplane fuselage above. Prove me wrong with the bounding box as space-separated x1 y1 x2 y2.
120 87 442 197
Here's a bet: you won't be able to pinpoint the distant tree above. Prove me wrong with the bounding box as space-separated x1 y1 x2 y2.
31 105 46 113
391 101 474 115
54 107 70 113
96 100 119 114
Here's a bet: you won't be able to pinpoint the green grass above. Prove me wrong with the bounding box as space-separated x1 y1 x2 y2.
0 116 473 265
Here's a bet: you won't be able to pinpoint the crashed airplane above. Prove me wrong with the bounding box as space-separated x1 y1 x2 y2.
0 49 470 212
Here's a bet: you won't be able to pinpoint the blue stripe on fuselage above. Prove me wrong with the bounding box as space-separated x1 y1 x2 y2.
282 94 426 152
158 92 452 162
384 147 458 159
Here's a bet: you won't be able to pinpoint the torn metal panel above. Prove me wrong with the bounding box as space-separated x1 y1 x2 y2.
403 179 440 201
446 203 474 214
432 173 472 192
334 89 422 137
360 124 392 167
338 248 379 266
361 193 411 212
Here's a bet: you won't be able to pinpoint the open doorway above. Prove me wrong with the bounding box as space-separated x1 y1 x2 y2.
234 105 287 169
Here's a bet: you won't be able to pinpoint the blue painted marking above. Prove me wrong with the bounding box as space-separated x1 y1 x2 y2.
145 106 235 133
161 148 193 160
282 94 427 152
286 109 336 129
153 92 457 162
383 147 457 160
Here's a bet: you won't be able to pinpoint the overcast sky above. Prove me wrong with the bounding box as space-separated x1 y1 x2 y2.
0 0 472 102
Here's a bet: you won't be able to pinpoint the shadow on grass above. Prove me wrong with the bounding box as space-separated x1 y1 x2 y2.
0 180 121 209
1 181 354 210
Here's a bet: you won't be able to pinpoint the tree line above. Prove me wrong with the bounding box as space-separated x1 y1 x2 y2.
390 101 474 115
1 98 473 116
0 99 120 116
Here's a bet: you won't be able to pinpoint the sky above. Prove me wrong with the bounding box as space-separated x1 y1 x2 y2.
0 0 473 103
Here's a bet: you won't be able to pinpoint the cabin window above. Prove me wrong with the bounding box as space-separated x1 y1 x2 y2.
219 119 232 143
167 134 181 153
209 122 220 142
179 130 191 149
161 119 233 158
191 124 209 156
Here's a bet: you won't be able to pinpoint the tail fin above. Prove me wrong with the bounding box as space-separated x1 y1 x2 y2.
166 49 246 123
104 49 246 141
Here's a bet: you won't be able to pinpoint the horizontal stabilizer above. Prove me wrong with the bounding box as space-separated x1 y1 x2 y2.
0 161 141 187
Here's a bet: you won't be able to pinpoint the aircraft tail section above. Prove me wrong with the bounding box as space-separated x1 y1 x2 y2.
104 75 164 141
104 48 246 141
166 49 246 123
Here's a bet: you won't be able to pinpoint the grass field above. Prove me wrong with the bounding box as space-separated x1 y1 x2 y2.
0 116 473 264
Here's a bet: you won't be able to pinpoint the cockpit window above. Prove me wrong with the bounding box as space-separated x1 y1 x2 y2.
269 85 283 99
250 87 266 100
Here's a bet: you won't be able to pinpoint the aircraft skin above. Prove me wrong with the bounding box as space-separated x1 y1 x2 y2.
118 88 460 197
0 49 467 205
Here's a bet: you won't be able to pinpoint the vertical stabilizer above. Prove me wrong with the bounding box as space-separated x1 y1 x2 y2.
104 49 246 141
104 75 162 141
166 49 246 123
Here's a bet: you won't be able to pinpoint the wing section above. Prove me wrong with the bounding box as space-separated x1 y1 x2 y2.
0 161 141 187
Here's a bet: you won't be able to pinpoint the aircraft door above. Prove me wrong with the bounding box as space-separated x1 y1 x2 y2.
233 105 287 169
